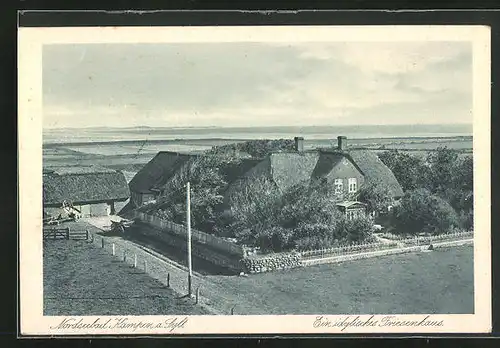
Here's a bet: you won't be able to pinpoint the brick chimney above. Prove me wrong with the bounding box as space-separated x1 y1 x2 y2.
294 136 304 152
337 136 347 151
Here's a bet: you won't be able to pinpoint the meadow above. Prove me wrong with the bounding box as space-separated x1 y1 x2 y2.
204 245 474 315
43 237 208 316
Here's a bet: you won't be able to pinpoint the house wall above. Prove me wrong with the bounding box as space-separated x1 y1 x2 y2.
130 191 142 207
326 157 365 193
130 191 156 207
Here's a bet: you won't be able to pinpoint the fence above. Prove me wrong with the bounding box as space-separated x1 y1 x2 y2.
132 211 245 257
89 233 244 315
399 230 473 246
300 230 473 261
43 227 89 240
300 240 399 260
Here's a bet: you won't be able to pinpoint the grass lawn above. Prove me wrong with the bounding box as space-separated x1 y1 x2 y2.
43 239 209 316
206 245 474 315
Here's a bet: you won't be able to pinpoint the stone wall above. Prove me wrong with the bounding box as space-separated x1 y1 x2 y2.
241 252 302 274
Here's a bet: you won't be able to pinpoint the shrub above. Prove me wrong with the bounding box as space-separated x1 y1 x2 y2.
357 181 394 214
294 235 336 251
339 215 375 242
394 188 460 235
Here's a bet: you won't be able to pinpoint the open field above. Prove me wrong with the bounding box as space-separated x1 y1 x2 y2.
43 136 472 173
50 220 473 315
43 238 208 316
204 245 474 315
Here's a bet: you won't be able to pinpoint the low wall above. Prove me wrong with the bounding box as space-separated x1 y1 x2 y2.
241 252 302 274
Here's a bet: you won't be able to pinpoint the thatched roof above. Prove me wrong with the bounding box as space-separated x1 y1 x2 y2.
346 149 404 198
230 148 403 198
221 158 263 187
129 151 194 193
269 152 320 192
43 170 130 206
311 152 345 179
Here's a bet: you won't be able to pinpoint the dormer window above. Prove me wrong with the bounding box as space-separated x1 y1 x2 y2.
348 178 357 193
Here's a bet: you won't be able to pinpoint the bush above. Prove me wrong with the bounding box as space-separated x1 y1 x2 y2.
294 235 337 251
393 189 460 235
458 209 474 231
357 182 394 214
338 215 375 242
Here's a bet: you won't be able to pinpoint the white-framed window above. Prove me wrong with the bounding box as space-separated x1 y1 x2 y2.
334 178 343 194
346 211 355 220
348 178 357 193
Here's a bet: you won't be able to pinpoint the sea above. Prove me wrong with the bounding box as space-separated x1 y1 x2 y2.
43 124 472 144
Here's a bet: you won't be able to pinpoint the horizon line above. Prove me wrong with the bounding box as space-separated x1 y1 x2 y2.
43 122 473 130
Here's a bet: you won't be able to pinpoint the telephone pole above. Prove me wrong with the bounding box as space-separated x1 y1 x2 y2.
186 181 193 297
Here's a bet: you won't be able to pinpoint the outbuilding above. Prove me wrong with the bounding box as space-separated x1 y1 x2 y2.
43 166 130 218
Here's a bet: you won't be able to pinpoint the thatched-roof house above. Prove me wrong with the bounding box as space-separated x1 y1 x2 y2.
127 136 404 220
225 136 404 217
43 166 130 217
128 151 194 206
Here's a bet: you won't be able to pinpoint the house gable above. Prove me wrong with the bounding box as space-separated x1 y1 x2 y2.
325 156 365 191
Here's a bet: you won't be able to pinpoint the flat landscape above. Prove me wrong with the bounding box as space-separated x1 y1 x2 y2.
43 238 208 316
43 136 473 178
42 128 474 316
204 245 474 315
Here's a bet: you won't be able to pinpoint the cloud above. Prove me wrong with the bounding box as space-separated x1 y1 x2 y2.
42 41 472 128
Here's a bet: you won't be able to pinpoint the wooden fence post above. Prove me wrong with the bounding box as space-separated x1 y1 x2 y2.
231 306 235 315
134 254 137 268
123 250 127 262
66 227 70 240
196 287 200 304
112 243 115 256
101 238 104 248
167 273 170 288
86 230 89 240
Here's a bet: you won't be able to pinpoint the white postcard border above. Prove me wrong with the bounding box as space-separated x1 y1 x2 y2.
18 25 491 335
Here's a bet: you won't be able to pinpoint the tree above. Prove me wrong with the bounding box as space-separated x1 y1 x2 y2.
152 152 240 231
424 146 459 195
393 188 460 235
226 176 283 242
214 139 295 158
357 181 394 214
378 150 427 191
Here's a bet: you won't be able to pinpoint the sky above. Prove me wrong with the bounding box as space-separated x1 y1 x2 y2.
42 41 472 129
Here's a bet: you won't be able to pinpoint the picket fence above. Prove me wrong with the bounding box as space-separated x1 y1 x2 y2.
300 230 473 260
300 241 399 260
398 230 473 246
132 211 245 257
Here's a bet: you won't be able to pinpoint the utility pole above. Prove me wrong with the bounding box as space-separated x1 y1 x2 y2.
186 181 193 297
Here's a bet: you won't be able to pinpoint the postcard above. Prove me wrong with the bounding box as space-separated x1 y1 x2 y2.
18 24 491 336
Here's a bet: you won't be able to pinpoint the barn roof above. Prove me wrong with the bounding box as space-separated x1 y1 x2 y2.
128 151 194 193
43 170 130 206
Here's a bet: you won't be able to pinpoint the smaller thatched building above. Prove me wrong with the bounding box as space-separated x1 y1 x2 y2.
43 166 130 218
